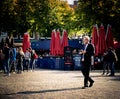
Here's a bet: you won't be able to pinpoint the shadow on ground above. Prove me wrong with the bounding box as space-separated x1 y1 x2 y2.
110 76 120 81
4 87 84 95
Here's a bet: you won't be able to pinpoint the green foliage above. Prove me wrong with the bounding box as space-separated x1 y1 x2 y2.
0 0 28 36
1 0 119 40
75 0 120 40
0 0 75 37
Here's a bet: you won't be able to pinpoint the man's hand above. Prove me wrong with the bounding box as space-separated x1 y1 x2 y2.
79 50 86 54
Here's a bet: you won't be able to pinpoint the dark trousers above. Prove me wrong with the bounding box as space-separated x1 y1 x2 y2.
108 62 115 75
81 62 94 86
102 61 110 74
30 59 34 69
4 59 10 74
17 61 23 73
25 59 30 71
9 60 16 73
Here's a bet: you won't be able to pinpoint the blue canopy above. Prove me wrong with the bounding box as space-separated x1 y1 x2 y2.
31 39 82 50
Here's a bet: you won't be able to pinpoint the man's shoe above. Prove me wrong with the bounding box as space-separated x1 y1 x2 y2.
89 81 94 87
82 86 88 89
82 85 88 89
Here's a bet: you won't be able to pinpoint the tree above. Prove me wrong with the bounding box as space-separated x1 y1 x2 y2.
0 0 28 36
48 1 75 34
26 0 75 37
0 0 15 34
0 0 76 37
75 0 120 40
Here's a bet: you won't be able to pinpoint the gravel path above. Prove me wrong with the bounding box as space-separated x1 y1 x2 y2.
0 69 120 99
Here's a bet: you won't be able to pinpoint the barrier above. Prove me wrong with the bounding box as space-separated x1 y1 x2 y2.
73 54 82 70
37 57 64 70
37 56 82 70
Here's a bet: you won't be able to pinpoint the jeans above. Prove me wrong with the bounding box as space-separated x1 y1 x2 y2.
4 59 10 74
17 61 23 73
25 59 30 71
32 59 37 70
1 60 6 73
30 59 34 69
108 62 115 75
9 60 16 72
102 61 110 75
17 57 23 73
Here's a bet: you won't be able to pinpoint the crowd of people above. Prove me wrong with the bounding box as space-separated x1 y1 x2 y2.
0 38 38 76
0 35 119 79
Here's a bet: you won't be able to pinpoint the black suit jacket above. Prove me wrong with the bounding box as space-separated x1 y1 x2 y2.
83 43 94 64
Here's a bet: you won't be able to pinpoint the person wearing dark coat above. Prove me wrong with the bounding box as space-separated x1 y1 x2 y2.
6 36 10 47
102 51 110 75
3 43 10 76
80 36 95 89
1 38 6 48
107 47 118 76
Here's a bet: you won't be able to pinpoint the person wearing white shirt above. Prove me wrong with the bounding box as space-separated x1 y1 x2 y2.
80 36 95 89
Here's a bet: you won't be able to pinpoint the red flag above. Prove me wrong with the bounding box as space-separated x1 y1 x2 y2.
61 30 68 55
55 30 61 56
22 33 31 52
106 24 114 49
97 25 107 55
91 24 99 56
50 30 56 55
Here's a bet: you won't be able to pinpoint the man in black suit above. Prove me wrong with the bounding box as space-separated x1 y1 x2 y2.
80 36 94 88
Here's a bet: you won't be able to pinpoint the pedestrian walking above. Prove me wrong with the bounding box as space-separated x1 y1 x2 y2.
3 43 10 76
102 51 110 75
0 49 5 72
107 47 118 76
24 48 31 71
32 50 38 71
1 38 6 49
16 47 24 73
79 36 95 89
29 47 34 70
9 45 17 73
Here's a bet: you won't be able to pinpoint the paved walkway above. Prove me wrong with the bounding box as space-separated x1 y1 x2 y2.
0 69 120 99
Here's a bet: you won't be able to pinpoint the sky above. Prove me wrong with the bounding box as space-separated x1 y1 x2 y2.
67 0 74 5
